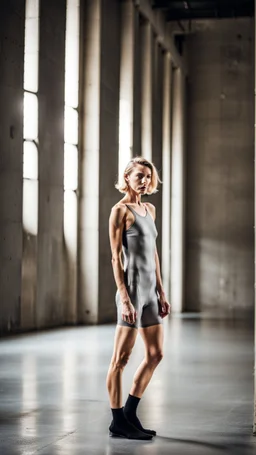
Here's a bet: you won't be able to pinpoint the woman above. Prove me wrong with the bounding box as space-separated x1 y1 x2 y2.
106 156 171 440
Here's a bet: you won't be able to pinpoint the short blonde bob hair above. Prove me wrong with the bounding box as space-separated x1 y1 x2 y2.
115 156 161 195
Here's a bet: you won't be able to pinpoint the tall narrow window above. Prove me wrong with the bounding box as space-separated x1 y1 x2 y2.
64 0 80 322
23 0 39 235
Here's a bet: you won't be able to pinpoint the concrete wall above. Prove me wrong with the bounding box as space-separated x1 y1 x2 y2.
152 41 163 265
185 19 254 317
0 0 67 335
0 1 25 334
98 0 121 323
36 0 66 328
79 0 121 324
0 0 182 334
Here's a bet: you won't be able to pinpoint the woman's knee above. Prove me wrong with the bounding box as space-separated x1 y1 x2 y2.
147 349 163 366
111 350 132 372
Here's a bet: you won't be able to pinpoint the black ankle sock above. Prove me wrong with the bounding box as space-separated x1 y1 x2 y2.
124 394 156 436
111 407 126 425
124 394 141 414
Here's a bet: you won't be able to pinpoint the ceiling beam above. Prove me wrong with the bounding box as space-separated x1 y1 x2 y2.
165 5 254 21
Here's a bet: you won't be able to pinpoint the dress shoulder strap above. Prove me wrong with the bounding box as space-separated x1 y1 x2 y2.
125 204 136 216
125 203 147 216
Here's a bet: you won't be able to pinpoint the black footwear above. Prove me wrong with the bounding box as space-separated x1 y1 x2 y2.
123 394 157 437
109 420 153 440
123 411 156 437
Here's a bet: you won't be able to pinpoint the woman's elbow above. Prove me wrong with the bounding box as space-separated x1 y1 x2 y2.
111 254 120 264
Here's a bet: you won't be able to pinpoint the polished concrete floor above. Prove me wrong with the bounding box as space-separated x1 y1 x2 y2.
0 314 255 455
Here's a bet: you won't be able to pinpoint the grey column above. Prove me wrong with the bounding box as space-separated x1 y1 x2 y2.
140 19 153 162
79 0 120 324
161 52 172 300
152 40 163 267
37 0 66 328
171 68 186 312
133 7 141 157
254 0 256 435
119 0 137 169
0 0 25 334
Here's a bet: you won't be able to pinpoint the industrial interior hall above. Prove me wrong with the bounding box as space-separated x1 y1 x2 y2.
0 0 255 454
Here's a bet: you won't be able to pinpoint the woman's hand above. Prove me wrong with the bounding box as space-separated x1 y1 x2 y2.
158 293 171 318
121 300 137 325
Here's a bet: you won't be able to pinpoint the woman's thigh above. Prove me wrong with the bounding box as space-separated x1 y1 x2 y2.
111 325 138 359
139 324 164 356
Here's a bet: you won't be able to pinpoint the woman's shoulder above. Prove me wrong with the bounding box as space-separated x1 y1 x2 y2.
111 201 127 212
110 201 127 219
144 202 156 219
144 202 155 210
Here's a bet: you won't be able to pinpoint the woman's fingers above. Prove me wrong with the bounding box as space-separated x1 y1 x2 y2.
159 301 171 318
122 308 136 324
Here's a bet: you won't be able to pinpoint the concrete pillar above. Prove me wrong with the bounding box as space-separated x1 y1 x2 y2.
63 0 80 325
152 40 163 267
253 0 256 435
171 68 186 312
36 0 66 328
119 0 136 172
21 0 39 330
132 8 141 157
79 0 120 324
140 19 154 162
161 52 172 301
0 0 25 334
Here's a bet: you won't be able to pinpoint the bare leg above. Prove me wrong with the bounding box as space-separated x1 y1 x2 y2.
106 325 137 408
130 324 163 397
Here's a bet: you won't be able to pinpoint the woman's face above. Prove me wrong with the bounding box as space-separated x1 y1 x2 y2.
125 164 152 195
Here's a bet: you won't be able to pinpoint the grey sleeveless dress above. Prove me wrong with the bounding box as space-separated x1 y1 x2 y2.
115 204 163 328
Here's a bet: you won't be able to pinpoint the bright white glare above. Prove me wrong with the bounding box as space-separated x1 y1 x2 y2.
23 179 38 235
64 144 78 191
64 190 78 263
21 355 37 438
24 0 39 92
23 141 38 179
65 106 78 145
119 99 132 178
25 0 39 18
24 92 38 140
62 348 76 432
65 0 80 108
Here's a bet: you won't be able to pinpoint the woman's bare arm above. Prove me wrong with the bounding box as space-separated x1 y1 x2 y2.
155 248 165 297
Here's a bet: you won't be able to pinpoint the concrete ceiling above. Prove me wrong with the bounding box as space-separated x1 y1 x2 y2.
152 1 254 21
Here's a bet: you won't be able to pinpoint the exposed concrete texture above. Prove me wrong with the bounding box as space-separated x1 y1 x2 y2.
118 0 136 167
171 68 186 312
79 0 120 324
98 0 121 323
0 317 254 453
79 0 101 324
36 0 66 328
133 8 141 157
0 1 25 334
152 41 164 270
140 20 153 162
136 0 186 73
254 2 256 436
161 53 172 300
185 19 254 317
